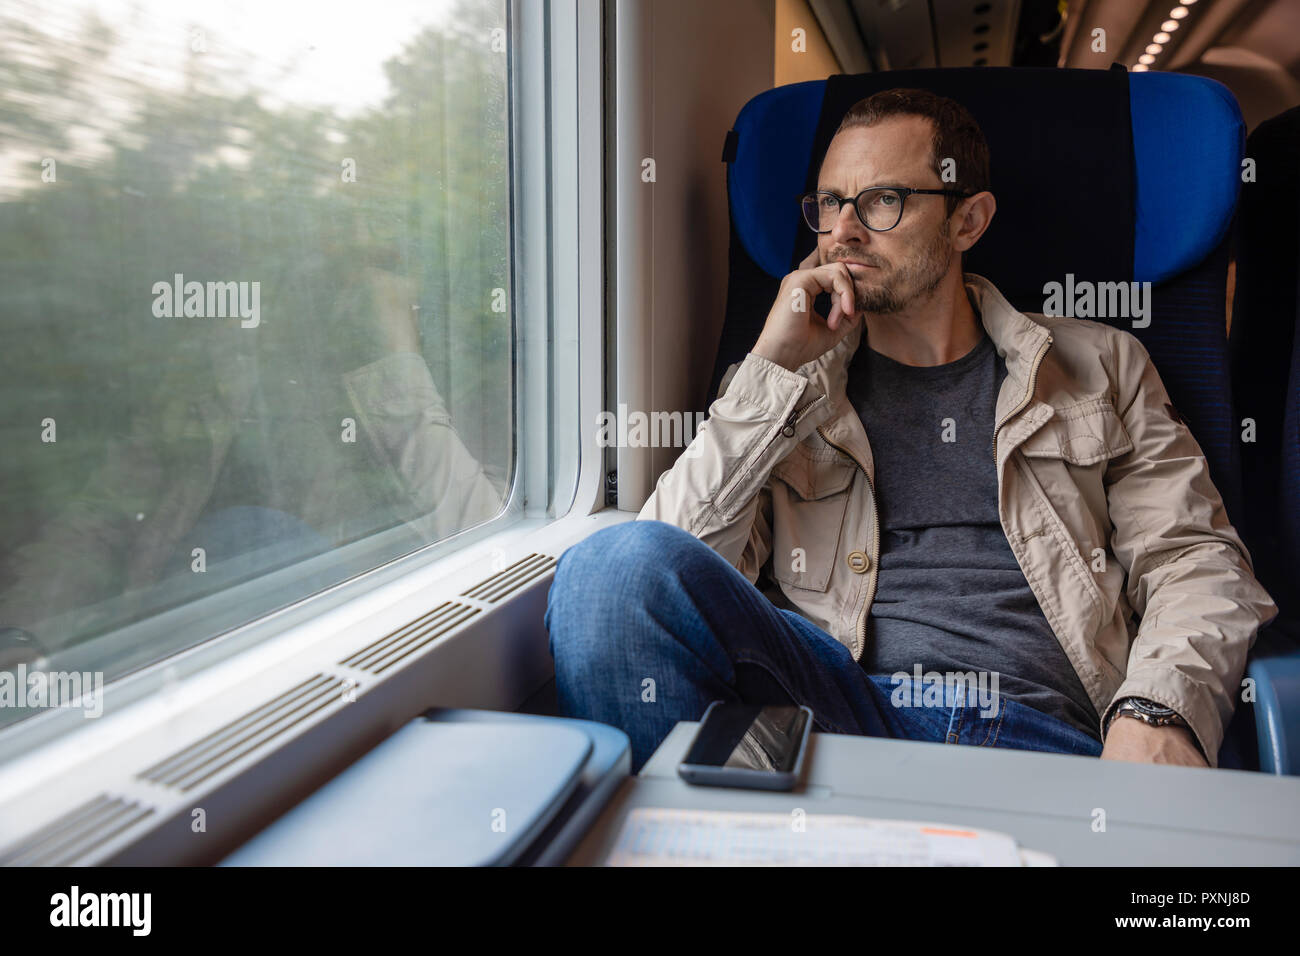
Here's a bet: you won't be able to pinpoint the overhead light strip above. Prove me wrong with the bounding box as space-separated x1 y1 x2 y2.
1133 0 1198 72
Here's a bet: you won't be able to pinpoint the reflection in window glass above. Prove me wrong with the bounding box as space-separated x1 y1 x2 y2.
0 0 513 711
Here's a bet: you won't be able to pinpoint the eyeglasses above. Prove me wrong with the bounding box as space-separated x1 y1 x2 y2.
799 186 973 233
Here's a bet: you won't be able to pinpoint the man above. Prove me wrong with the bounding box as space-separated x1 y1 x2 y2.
546 88 1277 773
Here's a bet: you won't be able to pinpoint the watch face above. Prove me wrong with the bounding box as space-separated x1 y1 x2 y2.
1129 698 1176 718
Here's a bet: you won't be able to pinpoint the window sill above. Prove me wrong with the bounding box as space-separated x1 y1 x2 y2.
0 507 633 865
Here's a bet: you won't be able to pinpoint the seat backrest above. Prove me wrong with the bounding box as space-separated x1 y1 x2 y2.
1230 104 1300 625
713 67 1246 520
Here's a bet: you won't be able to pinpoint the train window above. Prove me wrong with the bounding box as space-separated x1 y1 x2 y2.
0 0 515 714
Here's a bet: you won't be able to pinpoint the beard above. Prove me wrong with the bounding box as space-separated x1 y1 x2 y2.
836 226 953 314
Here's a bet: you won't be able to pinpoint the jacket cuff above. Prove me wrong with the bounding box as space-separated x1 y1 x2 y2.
725 352 833 438
1102 667 1222 767
722 352 822 414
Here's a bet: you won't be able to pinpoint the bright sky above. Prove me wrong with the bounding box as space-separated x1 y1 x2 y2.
2 0 501 195
45 0 466 111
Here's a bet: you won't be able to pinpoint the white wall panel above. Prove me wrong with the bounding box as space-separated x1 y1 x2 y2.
613 0 775 510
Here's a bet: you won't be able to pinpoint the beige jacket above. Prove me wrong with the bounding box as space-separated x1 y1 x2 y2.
639 273 1278 765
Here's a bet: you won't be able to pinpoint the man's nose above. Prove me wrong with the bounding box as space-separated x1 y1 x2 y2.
830 201 870 245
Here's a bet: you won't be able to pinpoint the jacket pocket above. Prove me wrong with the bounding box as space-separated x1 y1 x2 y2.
1019 397 1133 465
769 450 857 592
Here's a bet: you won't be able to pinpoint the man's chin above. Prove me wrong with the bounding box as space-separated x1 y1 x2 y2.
858 298 901 315
853 281 902 315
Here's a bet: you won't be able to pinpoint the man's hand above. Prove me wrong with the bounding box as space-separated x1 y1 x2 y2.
1100 718 1208 768
752 247 864 371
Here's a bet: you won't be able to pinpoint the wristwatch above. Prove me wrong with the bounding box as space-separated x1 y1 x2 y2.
1104 696 1187 737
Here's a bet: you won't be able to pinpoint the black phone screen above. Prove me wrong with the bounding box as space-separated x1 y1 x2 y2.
682 704 810 772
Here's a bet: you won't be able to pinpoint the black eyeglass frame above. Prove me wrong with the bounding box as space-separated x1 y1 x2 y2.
798 186 974 233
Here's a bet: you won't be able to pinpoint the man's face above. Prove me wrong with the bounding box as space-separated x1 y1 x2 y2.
816 116 956 314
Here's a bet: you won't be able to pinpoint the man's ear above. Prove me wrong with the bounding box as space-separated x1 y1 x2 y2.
951 191 996 253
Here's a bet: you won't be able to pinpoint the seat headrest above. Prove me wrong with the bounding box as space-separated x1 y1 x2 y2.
726 69 1244 301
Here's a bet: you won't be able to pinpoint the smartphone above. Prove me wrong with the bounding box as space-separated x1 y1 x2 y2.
677 701 814 791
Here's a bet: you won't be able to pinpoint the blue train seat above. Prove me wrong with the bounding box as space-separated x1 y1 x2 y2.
712 66 1296 772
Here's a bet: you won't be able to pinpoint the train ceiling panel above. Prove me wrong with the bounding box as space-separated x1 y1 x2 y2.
810 0 1030 71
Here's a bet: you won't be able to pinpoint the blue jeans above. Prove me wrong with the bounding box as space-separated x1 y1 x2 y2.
545 520 1104 773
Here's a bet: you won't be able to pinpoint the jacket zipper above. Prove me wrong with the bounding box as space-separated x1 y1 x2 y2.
991 333 1053 465
815 425 878 662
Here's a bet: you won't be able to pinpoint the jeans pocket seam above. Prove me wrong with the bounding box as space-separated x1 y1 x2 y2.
981 703 1008 747
945 704 965 744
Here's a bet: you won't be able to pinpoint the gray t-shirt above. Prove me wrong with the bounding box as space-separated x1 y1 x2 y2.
847 326 1100 741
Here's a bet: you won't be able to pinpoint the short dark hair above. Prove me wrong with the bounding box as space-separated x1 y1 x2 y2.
832 88 991 217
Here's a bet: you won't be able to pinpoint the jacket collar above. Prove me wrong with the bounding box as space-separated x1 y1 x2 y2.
797 272 1054 475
